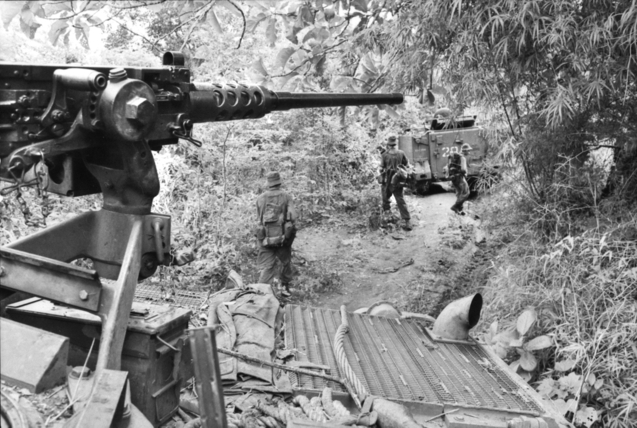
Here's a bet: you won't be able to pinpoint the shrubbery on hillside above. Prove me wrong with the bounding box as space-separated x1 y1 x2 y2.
475 173 637 428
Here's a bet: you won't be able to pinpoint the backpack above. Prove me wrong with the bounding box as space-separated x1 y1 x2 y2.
260 192 288 247
448 153 463 176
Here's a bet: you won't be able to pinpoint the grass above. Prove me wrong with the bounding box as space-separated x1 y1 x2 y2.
473 172 637 428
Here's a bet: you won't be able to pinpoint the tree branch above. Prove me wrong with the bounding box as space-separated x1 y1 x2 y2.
179 1 215 52
226 0 246 49
149 1 210 52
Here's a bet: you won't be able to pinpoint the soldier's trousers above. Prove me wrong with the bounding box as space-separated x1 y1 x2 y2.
257 243 294 285
382 183 410 220
451 175 470 212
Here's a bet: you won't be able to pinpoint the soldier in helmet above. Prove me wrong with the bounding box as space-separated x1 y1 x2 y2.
447 143 472 214
379 135 413 230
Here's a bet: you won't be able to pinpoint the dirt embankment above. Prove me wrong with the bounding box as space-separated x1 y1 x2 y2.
293 188 493 317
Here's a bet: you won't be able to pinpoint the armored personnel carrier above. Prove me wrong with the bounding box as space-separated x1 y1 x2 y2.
399 111 499 195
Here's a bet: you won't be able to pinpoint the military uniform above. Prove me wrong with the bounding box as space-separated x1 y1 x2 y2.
380 136 412 230
255 172 296 295
448 145 471 214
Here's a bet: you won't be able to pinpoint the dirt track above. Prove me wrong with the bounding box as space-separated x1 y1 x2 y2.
294 188 486 316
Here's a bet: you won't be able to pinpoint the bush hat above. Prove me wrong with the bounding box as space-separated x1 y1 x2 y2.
387 135 398 146
266 171 282 187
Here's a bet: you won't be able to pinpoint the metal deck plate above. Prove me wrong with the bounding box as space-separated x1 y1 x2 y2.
134 282 207 310
284 305 545 416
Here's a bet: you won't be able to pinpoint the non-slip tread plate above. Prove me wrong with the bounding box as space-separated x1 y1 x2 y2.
285 305 543 414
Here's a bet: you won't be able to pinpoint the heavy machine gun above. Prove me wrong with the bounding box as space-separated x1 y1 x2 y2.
0 52 402 426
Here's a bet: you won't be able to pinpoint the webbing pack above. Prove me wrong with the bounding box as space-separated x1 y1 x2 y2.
261 192 287 247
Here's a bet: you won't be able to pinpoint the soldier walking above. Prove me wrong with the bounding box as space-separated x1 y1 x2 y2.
380 136 413 231
255 171 297 297
447 144 472 214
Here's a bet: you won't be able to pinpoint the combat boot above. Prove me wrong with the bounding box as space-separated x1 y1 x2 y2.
280 283 292 298
402 219 413 231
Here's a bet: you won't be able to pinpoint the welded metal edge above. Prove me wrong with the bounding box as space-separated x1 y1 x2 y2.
478 342 568 428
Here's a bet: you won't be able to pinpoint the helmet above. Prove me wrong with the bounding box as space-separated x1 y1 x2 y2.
461 143 473 152
433 108 452 119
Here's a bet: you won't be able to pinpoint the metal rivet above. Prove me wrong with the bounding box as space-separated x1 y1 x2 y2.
79 290 89 300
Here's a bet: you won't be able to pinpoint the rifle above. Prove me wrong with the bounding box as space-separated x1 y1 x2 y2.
0 52 402 376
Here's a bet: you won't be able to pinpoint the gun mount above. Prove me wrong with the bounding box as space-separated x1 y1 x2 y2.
0 50 402 386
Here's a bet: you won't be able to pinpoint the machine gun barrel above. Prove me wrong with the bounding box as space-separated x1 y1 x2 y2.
188 83 402 124
272 91 403 110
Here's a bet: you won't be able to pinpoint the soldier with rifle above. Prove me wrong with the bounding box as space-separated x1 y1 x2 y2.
447 143 472 215
379 135 413 231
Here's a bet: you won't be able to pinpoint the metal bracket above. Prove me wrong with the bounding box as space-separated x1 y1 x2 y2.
0 247 102 311
189 327 227 428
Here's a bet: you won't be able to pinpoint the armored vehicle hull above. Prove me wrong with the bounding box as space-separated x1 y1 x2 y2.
399 117 499 195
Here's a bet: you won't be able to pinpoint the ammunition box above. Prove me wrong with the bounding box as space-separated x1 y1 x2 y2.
7 298 193 427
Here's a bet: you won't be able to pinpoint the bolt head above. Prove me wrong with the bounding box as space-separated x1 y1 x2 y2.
70 366 92 379
79 290 89 300
51 124 64 135
125 96 155 125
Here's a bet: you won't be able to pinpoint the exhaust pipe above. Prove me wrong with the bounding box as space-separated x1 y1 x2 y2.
432 293 482 340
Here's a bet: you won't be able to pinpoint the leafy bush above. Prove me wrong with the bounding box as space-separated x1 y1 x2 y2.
479 221 637 427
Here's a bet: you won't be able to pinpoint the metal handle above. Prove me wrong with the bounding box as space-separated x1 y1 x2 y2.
152 220 164 263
